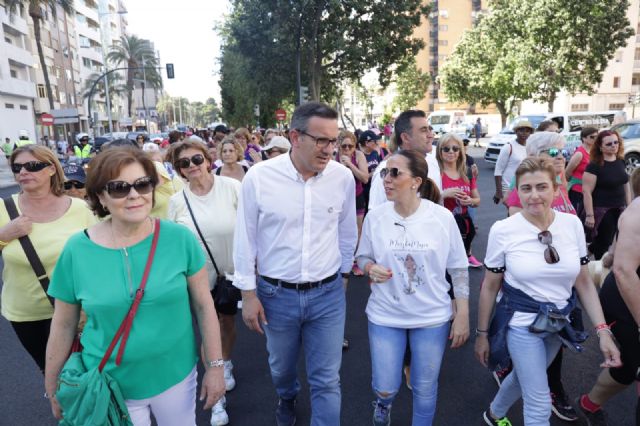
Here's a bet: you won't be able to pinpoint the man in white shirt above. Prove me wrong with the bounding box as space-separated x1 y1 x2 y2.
368 110 441 211
493 120 533 204
233 102 357 426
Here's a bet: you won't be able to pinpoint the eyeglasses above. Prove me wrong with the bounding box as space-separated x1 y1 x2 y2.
11 161 51 174
538 230 560 264
341 144 355 150
441 146 461 153
586 134 597 139
603 140 619 147
379 167 404 179
104 176 154 199
542 148 569 158
299 130 338 148
175 154 205 169
64 180 85 190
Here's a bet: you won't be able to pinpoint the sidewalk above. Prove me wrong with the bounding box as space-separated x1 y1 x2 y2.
0 156 17 189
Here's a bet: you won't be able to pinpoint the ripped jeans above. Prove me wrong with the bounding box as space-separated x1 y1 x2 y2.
368 320 449 426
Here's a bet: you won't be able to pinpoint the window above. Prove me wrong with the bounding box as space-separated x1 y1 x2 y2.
613 77 620 88
609 103 625 110
633 73 640 85
635 48 640 60
5 103 14 109
76 14 87 25
66 69 72 79
438 40 448 46
5 36 11 44
10 69 17 78
439 25 448 31
615 50 623 62
570 104 589 112
19 105 28 110
37 84 47 98
82 57 91 68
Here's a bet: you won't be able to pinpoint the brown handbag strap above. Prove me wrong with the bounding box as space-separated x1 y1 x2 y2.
98 219 161 372
3 196 54 306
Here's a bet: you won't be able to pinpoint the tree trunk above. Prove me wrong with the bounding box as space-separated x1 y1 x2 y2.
547 91 556 112
307 0 325 101
30 13 54 111
126 60 135 117
496 102 508 128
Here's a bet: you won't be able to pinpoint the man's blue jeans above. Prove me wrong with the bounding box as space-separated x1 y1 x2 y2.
490 326 563 426
368 320 450 425
257 274 345 426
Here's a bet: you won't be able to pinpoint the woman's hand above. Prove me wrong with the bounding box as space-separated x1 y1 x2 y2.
449 310 469 348
249 150 262 164
339 155 351 167
366 263 392 283
200 368 226 410
5 215 33 240
598 332 622 368
474 335 490 367
585 215 595 229
443 188 464 199
50 394 62 420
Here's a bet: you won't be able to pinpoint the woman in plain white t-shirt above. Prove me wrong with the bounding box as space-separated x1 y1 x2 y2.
475 157 621 426
356 150 469 426
167 140 241 426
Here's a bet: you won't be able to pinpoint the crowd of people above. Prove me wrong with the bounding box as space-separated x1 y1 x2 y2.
0 101 638 426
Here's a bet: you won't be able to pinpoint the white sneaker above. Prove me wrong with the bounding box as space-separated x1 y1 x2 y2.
224 360 236 391
210 396 229 426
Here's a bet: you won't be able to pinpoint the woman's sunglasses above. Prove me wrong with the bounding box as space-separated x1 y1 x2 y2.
603 140 619 147
379 167 404 179
175 154 205 169
104 176 154 199
441 146 461 153
11 161 50 174
341 144 355 150
543 148 569 158
538 230 560 264
64 180 85 190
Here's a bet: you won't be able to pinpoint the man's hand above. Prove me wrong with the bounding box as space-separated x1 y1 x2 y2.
241 291 267 334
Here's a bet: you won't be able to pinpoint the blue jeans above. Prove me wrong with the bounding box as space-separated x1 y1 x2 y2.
368 320 450 426
490 326 563 426
257 274 345 426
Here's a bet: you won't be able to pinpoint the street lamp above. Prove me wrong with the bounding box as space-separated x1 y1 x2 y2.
97 9 127 134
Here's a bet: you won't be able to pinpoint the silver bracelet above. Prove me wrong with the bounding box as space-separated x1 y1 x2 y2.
206 358 224 368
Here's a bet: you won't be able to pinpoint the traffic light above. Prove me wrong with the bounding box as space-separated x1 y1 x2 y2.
253 104 260 116
299 86 309 104
166 63 175 79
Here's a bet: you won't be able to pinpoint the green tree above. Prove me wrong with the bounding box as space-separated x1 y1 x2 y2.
6 0 74 112
392 58 431 111
81 72 126 103
107 35 162 117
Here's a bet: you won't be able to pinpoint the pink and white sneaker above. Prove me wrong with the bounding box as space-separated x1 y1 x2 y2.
468 255 483 268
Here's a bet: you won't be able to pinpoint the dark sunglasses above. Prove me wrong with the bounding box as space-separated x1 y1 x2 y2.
104 176 154 199
379 167 404 179
175 154 205 169
442 146 461 153
538 230 560 264
543 148 569 158
11 161 51 174
603 140 619 147
64 180 85 190
341 144 355 150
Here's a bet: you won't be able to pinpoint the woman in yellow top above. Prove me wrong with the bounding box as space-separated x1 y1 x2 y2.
0 145 95 373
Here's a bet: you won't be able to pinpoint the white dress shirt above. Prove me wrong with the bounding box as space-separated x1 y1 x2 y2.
368 152 442 211
233 153 358 290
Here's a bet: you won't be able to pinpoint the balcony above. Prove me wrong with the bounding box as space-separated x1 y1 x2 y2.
75 2 99 23
0 77 36 99
1 9 29 35
634 60 640 69
3 41 34 67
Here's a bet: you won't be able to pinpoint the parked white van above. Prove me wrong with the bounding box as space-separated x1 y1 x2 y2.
484 111 625 164
428 110 469 142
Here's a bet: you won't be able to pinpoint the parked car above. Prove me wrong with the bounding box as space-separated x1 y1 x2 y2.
610 120 640 174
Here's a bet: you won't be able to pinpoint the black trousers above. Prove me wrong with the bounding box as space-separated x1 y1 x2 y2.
10 319 51 374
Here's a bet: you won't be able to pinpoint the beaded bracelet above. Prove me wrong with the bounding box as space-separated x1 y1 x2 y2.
594 323 610 331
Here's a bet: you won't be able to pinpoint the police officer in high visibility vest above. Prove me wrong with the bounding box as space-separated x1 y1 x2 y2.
15 130 35 148
73 135 93 159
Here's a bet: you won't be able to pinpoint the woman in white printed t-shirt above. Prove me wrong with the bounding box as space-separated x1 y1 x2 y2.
475 157 621 426
356 150 470 426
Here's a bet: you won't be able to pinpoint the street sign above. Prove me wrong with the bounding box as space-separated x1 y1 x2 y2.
275 108 287 121
40 113 54 126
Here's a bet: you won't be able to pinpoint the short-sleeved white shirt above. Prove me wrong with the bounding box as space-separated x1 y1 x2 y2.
484 212 587 327
356 199 468 328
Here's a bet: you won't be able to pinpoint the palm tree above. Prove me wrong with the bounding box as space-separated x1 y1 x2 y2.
107 35 162 117
81 71 126 102
6 0 74 111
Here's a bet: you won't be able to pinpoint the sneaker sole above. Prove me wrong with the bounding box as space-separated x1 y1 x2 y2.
551 404 578 422
492 371 503 388
482 411 494 425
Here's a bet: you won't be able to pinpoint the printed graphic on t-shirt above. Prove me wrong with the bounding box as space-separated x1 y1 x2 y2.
389 236 428 295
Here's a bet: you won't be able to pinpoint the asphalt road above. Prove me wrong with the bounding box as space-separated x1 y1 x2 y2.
0 147 636 426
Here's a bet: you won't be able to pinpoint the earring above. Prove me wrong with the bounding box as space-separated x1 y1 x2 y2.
411 185 416 189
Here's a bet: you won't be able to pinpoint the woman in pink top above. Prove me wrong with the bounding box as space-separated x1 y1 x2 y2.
565 127 598 219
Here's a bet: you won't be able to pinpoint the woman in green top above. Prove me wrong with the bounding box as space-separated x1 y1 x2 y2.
44 147 225 425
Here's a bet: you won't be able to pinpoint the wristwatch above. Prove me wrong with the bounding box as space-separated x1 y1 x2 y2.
206 358 224 368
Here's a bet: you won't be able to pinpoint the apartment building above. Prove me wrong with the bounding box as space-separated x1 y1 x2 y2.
0 2 37 142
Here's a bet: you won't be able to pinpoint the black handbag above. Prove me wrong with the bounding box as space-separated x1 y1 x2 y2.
182 191 241 306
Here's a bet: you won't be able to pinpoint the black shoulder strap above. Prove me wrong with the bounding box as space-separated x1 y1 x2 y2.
3 197 54 306
181 191 221 276
215 167 222 176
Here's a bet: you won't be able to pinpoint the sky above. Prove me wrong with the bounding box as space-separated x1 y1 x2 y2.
124 1 230 103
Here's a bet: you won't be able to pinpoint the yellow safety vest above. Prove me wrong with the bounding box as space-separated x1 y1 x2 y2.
74 144 92 159
15 139 34 147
